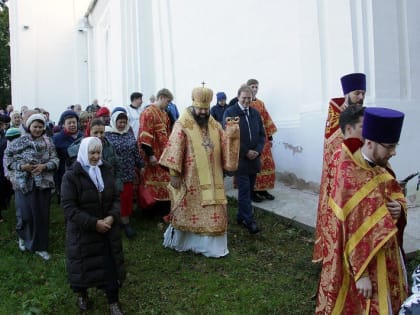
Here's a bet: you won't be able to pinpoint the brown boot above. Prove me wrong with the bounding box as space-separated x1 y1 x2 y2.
76 292 92 311
109 302 124 315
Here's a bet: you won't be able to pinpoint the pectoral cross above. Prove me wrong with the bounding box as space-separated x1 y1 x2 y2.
202 137 214 150
201 127 214 150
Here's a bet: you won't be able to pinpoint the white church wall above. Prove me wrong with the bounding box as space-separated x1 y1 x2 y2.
161 0 359 183
9 0 420 184
366 0 420 180
8 0 91 122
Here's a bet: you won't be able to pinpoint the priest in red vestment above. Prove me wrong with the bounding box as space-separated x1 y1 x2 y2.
138 88 173 214
314 105 365 273
247 79 278 202
316 107 408 315
313 72 367 263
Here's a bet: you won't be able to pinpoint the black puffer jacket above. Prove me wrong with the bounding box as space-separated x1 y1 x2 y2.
61 161 125 288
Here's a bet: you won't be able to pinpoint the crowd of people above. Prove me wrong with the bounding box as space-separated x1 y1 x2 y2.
0 80 278 314
1 74 418 314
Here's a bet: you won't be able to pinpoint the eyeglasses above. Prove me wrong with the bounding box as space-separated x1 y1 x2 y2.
378 143 398 150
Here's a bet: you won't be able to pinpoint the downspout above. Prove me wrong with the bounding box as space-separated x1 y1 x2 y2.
84 0 98 18
83 0 97 104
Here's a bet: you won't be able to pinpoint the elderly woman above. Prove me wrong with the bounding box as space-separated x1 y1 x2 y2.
9 110 25 134
61 137 125 314
105 110 144 238
53 110 84 203
4 113 59 260
67 118 123 192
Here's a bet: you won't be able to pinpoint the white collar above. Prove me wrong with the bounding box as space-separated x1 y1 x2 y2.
238 103 248 111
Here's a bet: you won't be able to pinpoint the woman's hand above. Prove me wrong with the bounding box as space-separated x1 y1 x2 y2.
31 164 46 175
96 219 111 233
103 216 114 226
21 164 34 172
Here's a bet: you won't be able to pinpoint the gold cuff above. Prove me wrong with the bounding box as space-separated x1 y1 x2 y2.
169 169 180 177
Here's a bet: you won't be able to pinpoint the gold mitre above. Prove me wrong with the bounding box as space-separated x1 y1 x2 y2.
192 87 213 109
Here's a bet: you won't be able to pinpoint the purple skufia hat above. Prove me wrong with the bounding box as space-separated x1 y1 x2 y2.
362 107 404 143
216 92 226 101
340 73 366 95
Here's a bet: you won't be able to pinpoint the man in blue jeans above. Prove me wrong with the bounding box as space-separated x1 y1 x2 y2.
223 85 265 234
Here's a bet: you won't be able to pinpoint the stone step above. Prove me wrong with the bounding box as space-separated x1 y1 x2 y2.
225 178 420 257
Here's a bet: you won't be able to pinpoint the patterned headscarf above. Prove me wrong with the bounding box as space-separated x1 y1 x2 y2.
110 111 130 134
77 137 104 192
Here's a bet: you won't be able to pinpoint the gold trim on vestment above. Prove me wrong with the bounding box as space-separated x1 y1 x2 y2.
347 205 396 281
332 272 350 315
178 110 225 205
377 249 389 314
145 180 169 187
139 131 153 142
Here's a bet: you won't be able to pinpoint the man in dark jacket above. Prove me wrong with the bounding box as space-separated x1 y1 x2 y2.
210 91 228 125
223 85 266 234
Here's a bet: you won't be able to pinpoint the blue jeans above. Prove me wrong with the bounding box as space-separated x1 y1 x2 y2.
236 174 257 225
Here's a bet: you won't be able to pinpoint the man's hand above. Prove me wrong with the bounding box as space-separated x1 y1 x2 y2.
356 276 372 299
149 155 158 166
246 150 259 160
96 219 111 233
387 199 402 220
170 176 181 189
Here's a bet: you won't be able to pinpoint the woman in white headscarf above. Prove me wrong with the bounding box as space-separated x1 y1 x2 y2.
61 137 126 314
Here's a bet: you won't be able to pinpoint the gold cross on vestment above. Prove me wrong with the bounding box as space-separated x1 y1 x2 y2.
202 138 214 150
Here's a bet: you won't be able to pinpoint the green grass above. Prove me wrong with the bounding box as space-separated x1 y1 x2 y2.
1 197 419 315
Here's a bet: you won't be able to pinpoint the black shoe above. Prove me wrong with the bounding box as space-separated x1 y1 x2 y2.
237 219 261 234
77 293 92 311
237 218 246 226
123 224 137 238
247 222 261 234
259 190 275 200
251 192 263 203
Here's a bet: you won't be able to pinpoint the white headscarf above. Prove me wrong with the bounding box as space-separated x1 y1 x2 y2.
110 111 130 134
77 137 105 192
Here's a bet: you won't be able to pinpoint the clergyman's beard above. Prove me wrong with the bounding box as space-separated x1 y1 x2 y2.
192 110 210 127
348 96 364 106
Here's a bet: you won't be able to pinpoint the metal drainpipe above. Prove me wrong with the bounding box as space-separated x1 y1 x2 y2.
84 0 98 18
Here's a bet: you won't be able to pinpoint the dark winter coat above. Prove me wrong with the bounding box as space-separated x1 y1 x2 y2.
61 161 125 288
53 129 83 191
